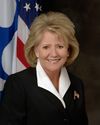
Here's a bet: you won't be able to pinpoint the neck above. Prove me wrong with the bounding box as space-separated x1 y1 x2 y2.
45 70 61 91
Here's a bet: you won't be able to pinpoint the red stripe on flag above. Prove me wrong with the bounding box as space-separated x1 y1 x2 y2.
17 37 30 67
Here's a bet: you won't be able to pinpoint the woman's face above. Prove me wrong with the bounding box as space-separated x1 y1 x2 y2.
34 31 69 73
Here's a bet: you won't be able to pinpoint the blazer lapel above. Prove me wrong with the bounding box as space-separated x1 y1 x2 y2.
63 83 75 112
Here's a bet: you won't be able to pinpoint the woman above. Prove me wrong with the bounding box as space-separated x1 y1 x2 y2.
0 12 88 125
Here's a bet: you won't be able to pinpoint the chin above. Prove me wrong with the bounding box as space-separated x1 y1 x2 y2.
46 66 61 72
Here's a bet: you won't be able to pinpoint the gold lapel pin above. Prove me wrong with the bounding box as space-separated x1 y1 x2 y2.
74 90 80 100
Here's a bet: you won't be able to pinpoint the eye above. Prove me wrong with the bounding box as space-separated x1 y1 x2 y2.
58 45 64 49
42 46 49 49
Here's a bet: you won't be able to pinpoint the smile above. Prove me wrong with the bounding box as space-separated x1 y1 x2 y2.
47 58 61 63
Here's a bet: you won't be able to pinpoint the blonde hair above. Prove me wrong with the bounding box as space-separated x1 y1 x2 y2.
24 11 79 67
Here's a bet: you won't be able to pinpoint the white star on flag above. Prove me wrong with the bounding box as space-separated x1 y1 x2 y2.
24 3 31 12
35 2 42 12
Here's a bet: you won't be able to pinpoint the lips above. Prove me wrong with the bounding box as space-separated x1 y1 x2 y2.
47 58 61 63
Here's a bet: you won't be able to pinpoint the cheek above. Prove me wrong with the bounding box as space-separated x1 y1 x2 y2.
34 47 43 58
35 49 48 59
61 49 69 58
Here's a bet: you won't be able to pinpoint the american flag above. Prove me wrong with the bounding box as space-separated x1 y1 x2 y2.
0 0 44 100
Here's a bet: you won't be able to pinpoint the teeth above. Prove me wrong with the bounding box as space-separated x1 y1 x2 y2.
48 59 60 63
49 59 60 61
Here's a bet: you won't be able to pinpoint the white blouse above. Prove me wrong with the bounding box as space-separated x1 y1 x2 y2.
36 60 71 108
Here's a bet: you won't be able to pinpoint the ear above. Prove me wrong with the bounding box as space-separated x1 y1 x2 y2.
34 47 39 58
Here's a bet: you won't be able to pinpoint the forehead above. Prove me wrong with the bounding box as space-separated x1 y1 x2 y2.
40 31 67 44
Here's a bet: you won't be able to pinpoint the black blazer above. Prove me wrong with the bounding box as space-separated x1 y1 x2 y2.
0 67 88 125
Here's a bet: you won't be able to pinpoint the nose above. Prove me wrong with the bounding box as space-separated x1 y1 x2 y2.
51 47 58 57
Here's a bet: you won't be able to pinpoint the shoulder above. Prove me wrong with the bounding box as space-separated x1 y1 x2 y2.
2 67 37 99
8 67 36 81
68 71 85 91
11 67 36 77
4 67 37 89
68 71 83 83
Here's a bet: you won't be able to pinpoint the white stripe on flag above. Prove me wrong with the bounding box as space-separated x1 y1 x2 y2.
16 58 26 72
18 16 29 44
